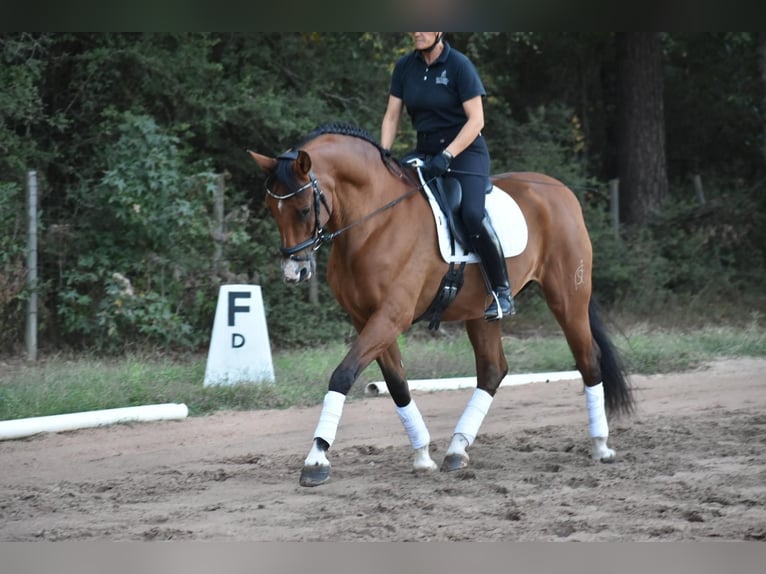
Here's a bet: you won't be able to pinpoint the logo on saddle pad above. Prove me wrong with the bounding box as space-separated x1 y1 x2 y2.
422 177 529 265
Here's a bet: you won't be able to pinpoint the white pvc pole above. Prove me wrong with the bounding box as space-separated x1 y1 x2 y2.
0 403 189 441
364 370 582 396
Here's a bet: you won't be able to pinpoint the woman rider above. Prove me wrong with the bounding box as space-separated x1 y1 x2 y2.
380 32 514 320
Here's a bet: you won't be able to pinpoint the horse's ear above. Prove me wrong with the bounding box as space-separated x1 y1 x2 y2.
296 150 312 176
248 150 277 172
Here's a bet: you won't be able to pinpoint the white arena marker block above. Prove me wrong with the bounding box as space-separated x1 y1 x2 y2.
204 284 275 387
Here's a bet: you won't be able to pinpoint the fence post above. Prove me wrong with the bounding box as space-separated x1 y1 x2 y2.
213 173 225 274
692 174 706 205
609 178 620 238
26 171 38 362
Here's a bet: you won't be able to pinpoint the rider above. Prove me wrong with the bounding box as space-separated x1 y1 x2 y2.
380 32 514 320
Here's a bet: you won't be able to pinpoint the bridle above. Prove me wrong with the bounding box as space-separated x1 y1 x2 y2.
266 150 419 259
266 166 332 258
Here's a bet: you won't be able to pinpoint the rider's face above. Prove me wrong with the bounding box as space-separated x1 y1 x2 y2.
411 33 441 50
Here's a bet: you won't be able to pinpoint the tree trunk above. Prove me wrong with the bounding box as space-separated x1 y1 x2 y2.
616 33 669 226
759 33 766 168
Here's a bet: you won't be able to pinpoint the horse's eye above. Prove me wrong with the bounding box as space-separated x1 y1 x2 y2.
299 207 311 218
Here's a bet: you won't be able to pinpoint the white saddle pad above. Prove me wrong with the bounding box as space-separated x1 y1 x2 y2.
420 175 529 264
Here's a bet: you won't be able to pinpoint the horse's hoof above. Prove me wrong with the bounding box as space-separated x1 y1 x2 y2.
440 453 469 472
414 459 438 473
596 450 616 463
591 437 616 463
299 464 330 487
591 447 616 463
413 446 438 473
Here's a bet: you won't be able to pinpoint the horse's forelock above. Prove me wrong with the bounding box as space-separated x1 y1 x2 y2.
273 154 301 192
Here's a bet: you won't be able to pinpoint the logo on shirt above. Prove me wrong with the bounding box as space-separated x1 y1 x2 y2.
435 70 449 86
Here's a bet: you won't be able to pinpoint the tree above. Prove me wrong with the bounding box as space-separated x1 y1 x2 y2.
760 33 766 167
616 32 669 226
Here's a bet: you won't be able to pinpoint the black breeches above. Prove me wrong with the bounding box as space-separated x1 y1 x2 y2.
450 144 490 236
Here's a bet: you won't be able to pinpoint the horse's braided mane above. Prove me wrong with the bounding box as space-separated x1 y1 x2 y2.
274 122 407 190
298 121 384 152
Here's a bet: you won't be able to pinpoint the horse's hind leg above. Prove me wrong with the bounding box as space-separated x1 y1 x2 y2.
442 318 507 471
540 281 617 463
377 342 438 473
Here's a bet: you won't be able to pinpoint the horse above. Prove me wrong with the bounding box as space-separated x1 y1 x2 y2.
249 122 634 487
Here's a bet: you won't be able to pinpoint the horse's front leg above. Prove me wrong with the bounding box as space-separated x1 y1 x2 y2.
442 318 507 472
442 389 494 471
300 355 361 487
300 391 345 487
377 342 437 473
299 312 419 487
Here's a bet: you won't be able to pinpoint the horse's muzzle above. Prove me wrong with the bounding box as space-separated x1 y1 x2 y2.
282 255 314 284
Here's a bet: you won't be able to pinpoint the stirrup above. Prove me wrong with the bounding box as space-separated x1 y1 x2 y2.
484 289 515 321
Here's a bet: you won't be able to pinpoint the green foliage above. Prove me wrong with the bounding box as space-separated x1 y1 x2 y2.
0 35 54 177
55 111 226 352
584 182 766 308
663 33 764 178
0 182 27 350
497 103 594 189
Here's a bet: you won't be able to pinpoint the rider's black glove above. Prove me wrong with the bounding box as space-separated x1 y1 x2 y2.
423 150 452 179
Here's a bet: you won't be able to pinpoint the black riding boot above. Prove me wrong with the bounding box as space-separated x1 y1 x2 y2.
469 217 515 321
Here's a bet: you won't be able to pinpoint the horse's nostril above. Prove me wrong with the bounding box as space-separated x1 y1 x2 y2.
299 268 310 281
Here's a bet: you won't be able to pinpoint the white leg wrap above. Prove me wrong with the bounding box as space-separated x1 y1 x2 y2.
312 391 346 447
396 400 431 450
454 388 494 447
585 382 609 438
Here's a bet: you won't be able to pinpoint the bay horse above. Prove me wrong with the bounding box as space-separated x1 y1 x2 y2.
249 122 633 487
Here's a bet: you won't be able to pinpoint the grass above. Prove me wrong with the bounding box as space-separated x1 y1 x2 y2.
1 317 764 422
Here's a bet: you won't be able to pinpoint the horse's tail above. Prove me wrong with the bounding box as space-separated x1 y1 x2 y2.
589 298 634 417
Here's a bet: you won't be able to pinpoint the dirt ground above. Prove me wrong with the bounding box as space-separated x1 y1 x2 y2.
1 358 765 542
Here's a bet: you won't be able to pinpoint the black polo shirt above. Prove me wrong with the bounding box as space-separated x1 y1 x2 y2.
389 41 486 135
